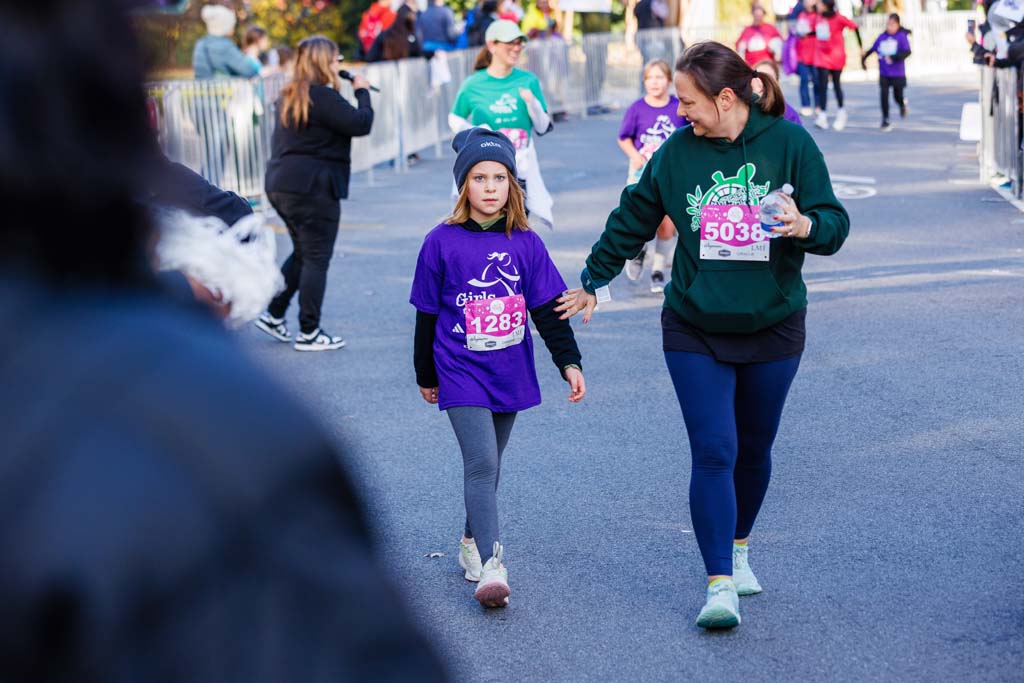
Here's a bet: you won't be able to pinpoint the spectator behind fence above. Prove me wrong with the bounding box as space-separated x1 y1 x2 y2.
193 4 259 79
635 0 669 30
967 0 1024 67
521 0 561 39
499 0 526 23
420 0 460 54
257 37 373 351
358 0 398 59
0 2 448 680
467 0 500 47
367 5 423 62
242 25 272 74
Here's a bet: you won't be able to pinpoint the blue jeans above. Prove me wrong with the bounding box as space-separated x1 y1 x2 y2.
797 62 816 109
664 351 801 576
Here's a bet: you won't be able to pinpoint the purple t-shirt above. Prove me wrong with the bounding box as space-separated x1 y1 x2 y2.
784 102 803 126
871 30 911 78
410 223 568 413
618 96 688 161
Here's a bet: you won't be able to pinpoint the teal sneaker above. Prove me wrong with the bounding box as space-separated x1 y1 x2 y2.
733 544 763 596
696 579 740 629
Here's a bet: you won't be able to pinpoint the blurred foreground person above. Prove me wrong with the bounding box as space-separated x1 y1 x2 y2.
0 3 447 682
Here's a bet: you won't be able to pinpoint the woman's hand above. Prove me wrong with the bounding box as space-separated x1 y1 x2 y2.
769 193 812 239
565 367 586 403
555 288 598 323
351 74 371 91
518 87 536 105
419 386 438 404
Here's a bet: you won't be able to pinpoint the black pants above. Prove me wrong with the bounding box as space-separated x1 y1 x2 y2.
815 67 844 111
267 187 341 334
880 76 907 123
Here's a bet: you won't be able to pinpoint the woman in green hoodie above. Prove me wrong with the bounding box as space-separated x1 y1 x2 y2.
557 41 849 630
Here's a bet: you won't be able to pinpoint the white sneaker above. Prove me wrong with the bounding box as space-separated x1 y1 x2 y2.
474 542 510 608
458 538 482 582
625 247 646 281
293 328 346 351
732 544 763 596
695 579 740 629
800 106 813 117
832 108 848 131
814 111 828 129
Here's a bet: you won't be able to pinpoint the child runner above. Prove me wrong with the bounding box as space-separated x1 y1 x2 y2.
862 13 911 132
812 0 861 131
411 127 585 609
793 0 818 116
619 59 688 293
753 59 804 126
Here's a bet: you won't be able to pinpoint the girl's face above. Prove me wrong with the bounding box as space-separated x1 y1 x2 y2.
674 71 724 138
488 38 525 68
644 69 669 99
886 18 899 34
466 161 510 222
803 0 815 11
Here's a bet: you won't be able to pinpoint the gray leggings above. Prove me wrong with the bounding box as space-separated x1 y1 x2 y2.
447 407 517 564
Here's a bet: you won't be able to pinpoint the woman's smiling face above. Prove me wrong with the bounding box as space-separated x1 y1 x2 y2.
488 38 525 68
674 71 721 137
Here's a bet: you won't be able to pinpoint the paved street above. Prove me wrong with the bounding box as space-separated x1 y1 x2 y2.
241 75 1023 682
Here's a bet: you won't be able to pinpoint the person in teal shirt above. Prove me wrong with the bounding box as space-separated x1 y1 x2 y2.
449 20 555 228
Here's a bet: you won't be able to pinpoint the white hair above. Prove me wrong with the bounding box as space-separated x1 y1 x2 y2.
201 4 237 37
155 210 283 328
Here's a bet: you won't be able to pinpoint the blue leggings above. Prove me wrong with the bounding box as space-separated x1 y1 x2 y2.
664 351 801 576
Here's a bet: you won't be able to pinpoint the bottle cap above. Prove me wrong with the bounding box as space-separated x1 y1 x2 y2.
782 183 794 194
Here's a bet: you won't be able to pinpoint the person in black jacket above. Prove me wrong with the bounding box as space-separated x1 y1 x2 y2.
257 36 373 351
0 2 447 681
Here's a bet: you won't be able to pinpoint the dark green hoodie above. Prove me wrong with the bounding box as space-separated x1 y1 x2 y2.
584 105 849 334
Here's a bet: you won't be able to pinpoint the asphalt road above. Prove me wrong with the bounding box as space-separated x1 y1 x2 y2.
241 74 1023 682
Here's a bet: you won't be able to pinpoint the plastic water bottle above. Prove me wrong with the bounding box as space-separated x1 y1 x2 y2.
758 183 794 239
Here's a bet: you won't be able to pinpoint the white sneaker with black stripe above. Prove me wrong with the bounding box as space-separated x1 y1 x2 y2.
254 312 291 342
294 328 346 351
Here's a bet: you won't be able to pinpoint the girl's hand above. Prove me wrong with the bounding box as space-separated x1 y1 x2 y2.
770 193 812 239
565 367 586 402
629 153 646 171
420 386 438 404
555 288 598 323
518 87 536 105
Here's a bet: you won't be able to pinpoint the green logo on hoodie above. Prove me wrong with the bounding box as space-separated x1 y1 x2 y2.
685 163 771 232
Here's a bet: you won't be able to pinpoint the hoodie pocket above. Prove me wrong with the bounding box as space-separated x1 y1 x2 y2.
679 263 791 334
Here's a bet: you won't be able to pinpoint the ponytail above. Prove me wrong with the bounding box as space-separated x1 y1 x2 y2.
751 71 785 117
677 42 789 120
473 46 491 71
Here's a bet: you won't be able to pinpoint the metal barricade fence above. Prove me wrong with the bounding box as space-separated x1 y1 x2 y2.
147 16 983 202
978 64 1023 198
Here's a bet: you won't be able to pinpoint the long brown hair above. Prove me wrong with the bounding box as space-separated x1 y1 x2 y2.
674 41 785 118
445 174 529 238
279 36 342 129
382 6 417 61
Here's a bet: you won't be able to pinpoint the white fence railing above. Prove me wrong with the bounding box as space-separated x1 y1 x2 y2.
146 16 978 201
978 65 1023 197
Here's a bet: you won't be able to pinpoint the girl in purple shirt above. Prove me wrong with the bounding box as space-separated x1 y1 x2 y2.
411 127 584 609
862 14 912 132
618 59 688 292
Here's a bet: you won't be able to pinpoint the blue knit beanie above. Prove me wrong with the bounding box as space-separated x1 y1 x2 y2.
451 127 517 189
